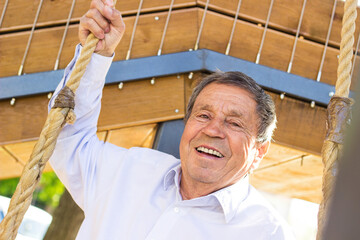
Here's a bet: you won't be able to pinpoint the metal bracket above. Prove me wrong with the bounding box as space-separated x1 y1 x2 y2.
0 49 348 106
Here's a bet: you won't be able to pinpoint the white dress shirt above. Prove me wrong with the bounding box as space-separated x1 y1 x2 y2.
49 45 295 240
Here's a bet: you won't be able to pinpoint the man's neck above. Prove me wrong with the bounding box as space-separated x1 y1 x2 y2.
179 174 224 200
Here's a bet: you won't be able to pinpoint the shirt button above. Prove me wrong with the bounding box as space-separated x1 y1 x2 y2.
174 207 179 213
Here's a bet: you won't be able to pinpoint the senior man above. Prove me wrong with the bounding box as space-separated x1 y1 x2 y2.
49 0 294 239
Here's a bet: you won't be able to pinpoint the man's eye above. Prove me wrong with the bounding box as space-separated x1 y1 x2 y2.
198 114 209 119
230 122 241 128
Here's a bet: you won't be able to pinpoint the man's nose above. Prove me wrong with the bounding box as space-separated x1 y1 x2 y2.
201 119 225 139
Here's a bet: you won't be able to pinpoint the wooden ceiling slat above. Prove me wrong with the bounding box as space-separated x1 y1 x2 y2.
0 147 23 180
96 131 107 142
106 124 157 149
251 148 323 203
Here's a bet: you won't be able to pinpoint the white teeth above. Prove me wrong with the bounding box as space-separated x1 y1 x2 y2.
196 147 223 158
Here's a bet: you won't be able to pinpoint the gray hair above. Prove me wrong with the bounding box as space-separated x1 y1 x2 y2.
184 71 276 143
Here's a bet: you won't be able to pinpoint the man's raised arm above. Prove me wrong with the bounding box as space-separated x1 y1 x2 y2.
48 0 125 209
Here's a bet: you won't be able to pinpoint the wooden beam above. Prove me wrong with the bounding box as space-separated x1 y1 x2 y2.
198 0 360 48
0 75 184 144
0 0 196 32
2 0 358 49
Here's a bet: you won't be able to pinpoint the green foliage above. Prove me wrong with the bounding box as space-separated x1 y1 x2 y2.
0 172 64 211
0 177 18 198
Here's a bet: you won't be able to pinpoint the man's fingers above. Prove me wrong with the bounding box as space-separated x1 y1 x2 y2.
105 8 125 30
80 17 105 40
86 8 110 33
90 0 124 30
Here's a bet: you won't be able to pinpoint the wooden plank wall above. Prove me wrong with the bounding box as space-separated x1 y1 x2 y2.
0 75 185 145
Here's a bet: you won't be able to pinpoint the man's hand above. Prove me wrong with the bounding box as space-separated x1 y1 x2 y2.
79 0 125 57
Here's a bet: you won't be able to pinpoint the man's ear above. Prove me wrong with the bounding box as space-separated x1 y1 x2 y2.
251 141 271 170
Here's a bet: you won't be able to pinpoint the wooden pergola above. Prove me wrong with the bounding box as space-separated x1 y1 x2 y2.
1 0 360 206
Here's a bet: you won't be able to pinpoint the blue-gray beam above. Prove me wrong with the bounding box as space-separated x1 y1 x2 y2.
0 49 346 106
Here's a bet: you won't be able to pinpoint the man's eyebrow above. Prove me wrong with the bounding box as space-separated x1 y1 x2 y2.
195 104 244 117
195 104 212 111
228 109 244 117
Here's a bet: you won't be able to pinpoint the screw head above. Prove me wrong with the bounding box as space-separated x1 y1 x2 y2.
175 109 179 113
150 78 155 85
188 72 194 79
47 92 53 99
10 98 16 106
280 93 285 100
155 16 159 21
118 82 124 89
310 101 315 108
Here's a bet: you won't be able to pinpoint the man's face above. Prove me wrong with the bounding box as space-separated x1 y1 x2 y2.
179 83 269 192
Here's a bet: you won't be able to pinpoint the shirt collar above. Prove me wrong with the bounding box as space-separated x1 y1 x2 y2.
212 176 250 223
163 165 250 223
163 164 181 191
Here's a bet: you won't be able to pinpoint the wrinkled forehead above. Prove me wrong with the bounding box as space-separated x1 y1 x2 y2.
194 83 258 116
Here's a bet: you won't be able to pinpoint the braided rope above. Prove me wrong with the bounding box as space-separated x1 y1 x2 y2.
317 0 357 239
0 6 110 239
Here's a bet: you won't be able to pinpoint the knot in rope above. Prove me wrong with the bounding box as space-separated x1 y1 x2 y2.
325 96 354 144
52 86 76 124
53 86 75 109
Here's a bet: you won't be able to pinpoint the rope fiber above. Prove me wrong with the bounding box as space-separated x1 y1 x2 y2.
317 0 357 239
0 0 118 237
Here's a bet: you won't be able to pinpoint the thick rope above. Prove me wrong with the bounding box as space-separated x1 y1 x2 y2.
317 0 357 239
0 0 118 236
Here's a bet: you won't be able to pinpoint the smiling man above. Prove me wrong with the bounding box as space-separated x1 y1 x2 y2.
179 75 272 201
49 0 294 239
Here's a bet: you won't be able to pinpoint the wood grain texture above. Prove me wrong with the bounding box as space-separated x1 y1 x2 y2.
198 0 360 47
106 124 157 149
0 75 184 144
0 0 195 31
0 147 23 179
1 8 358 88
269 91 327 155
1 0 358 49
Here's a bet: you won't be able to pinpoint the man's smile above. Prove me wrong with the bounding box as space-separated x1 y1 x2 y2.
195 145 225 158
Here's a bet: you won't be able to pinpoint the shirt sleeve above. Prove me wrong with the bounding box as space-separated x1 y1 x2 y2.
48 44 126 210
